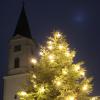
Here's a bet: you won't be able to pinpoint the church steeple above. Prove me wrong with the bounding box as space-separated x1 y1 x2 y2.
7 3 37 75
13 4 32 39
3 3 37 100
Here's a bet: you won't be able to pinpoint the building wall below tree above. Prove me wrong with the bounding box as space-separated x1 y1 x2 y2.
3 73 27 100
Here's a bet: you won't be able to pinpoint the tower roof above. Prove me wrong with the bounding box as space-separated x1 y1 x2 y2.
13 5 32 39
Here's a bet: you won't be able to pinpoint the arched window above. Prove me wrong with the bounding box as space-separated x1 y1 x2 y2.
14 94 19 100
14 57 20 68
14 94 17 99
14 45 21 52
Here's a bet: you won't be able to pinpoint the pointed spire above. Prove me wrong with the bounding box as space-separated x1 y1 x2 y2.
13 3 32 39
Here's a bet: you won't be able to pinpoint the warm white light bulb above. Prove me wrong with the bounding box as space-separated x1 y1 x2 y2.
65 52 70 57
56 81 61 86
38 86 45 93
39 52 43 56
80 70 85 77
72 52 75 57
56 32 61 38
65 95 75 100
48 55 54 60
48 55 55 63
32 74 36 79
74 65 80 71
50 59 55 63
34 84 37 88
91 97 97 100
48 45 53 50
31 79 34 83
59 45 63 50
82 84 88 91
62 69 68 75
31 58 37 64
47 41 52 45
20 91 27 96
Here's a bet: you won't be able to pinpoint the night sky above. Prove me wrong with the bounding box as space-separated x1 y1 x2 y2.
0 0 100 99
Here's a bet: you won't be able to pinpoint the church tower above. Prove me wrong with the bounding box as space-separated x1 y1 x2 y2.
3 5 37 100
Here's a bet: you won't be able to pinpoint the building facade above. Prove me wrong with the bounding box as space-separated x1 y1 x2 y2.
3 5 37 100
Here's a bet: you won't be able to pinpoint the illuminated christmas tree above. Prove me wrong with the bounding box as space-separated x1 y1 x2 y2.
18 31 94 100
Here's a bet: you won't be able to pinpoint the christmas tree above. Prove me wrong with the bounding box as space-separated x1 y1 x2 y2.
18 31 94 100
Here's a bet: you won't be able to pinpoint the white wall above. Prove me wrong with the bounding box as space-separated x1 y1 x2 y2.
3 74 27 100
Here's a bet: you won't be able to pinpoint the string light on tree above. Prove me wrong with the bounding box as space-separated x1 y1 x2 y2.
62 69 68 75
32 74 36 79
18 91 27 97
39 52 43 56
47 41 52 45
74 65 80 72
48 54 55 62
72 51 76 57
91 97 98 100
55 31 61 38
65 95 75 100
79 69 85 77
31 58 37 64
82 84 88 91
48 45 53 50
38 86 45 94
31 79 34 83
65 51 70 57
58 45 63 50
34 84 37 88
56 81 62 87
